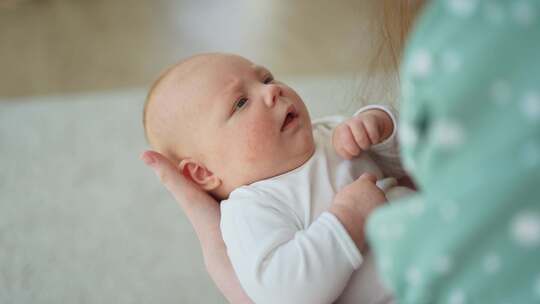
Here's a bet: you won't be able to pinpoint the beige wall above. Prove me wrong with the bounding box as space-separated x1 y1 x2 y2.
0 0 392 98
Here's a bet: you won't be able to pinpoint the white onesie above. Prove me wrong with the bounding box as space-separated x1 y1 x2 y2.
220 106 410 304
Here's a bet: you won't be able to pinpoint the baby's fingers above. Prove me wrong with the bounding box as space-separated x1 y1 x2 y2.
348 119 373 151
333 123 361 159
360 114 384 145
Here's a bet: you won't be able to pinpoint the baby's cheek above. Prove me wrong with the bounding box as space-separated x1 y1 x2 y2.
243 120 276 162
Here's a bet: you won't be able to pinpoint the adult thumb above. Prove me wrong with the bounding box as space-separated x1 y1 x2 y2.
140 150 194 200
359 172 378 183
141 150 171 181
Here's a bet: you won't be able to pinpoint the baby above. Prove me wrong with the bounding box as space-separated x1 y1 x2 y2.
143 53 413 304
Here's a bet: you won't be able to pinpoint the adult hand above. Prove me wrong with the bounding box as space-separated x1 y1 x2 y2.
140 150 253 304
329 173 387 252
334 173 387 215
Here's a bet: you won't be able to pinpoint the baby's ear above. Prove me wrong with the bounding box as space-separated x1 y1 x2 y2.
178 158 221 191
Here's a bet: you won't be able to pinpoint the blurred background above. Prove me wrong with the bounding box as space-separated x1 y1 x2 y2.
0 0 401 303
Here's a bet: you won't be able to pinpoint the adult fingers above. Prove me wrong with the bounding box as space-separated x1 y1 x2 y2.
344 172 380 195
140 150 217 212
142 150 225 261
340 172 387 208
358 172 378 183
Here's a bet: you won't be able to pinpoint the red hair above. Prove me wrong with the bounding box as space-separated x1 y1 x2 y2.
359 1 425 106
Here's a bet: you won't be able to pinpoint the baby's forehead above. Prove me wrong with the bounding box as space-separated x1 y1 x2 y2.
154 54 269 118
171 55 263 99
191 56 262 83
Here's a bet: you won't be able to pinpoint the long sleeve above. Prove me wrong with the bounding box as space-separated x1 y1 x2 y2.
220 194 362 304
367 1 540 303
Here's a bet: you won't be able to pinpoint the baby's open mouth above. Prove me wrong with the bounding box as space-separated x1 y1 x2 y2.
281 105 298 131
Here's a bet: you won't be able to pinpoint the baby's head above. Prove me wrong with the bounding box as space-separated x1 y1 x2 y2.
143 53 315 199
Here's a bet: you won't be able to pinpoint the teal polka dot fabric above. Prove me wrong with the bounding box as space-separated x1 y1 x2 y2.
366 0 540 303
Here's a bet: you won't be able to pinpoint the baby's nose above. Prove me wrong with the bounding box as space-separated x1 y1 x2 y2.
264 85 281 107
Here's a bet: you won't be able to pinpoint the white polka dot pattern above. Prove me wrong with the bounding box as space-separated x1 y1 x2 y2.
380 255 394 273
439 201 460 223
410 49 433 78
368 0 540 302
405 266 422 287
447 0 478 17
399 122 419 147
510 211 540 247
483 253 501 274
407 199 426 216
520 141 540 168
534 275 540 298
512 1 537 27
433 255 453 274
442 50 463 73
490 80 512 106
483 2 505 24
521 92 540 122
431 119 466 149
448 289 466 304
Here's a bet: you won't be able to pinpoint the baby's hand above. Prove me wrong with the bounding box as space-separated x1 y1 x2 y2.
332 109 394 160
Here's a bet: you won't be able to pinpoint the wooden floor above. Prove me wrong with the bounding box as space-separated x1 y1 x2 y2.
0 0 388 98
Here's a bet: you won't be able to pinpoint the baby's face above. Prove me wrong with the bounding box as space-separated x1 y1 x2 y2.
151 54 315 197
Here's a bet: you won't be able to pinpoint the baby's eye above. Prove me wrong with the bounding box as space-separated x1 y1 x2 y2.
263 75 274 84
233 97 248 112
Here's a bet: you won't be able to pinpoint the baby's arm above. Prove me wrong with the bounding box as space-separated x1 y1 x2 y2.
221 175 386 304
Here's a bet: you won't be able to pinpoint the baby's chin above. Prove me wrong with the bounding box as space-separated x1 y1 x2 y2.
216 134 315 201
239 150 316 196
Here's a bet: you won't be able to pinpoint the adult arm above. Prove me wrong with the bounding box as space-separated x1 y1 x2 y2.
141 151 253 304
366 1 540 303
